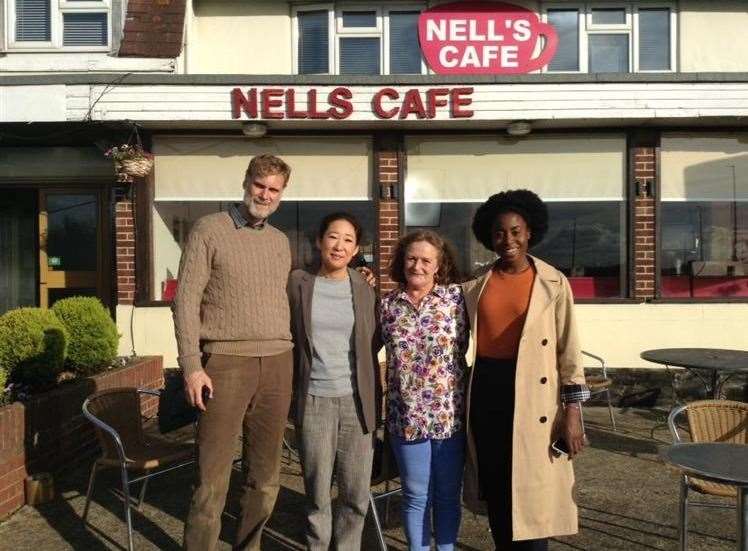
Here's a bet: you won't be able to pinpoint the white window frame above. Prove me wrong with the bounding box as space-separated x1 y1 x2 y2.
543 3 587 73
633 5 677 73
8 0 112 52
335 6 382 74
293 2 427 76
542 1 676 74
586 4 631 29
336 7 381 34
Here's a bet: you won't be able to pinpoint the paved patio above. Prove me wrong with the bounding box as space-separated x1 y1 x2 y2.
0 407 737 550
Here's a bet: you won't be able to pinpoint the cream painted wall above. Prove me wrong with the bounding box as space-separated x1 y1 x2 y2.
188 1 292 74
680 1 748 72
577 303 748 368
117 305 179 368
117 303 748 370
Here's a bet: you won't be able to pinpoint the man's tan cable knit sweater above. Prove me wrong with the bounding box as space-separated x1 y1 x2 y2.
172 210 292 375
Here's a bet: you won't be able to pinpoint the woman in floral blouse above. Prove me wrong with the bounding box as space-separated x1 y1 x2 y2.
380 230 468 551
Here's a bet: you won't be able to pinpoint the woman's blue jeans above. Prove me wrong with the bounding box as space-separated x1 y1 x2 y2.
391 432 465 551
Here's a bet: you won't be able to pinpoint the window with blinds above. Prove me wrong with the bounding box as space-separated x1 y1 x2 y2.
542 2 674 73
15 0 52 42
547 9 579 72
298 10 329 74
295 5 426 76
638 8 670 70
389 11 421 74
63 12 107 46
12 0 110 49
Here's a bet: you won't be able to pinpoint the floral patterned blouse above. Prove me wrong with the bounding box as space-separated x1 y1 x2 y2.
380 284 469 441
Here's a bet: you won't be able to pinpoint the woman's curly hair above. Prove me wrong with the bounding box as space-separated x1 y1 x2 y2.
389 230 462 285
471 189 549 251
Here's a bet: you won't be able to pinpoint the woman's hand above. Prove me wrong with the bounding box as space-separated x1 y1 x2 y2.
563 404 586 458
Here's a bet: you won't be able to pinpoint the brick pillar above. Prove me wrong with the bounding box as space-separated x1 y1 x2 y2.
633 145 656 300
376 143 401 295
114 189 136 304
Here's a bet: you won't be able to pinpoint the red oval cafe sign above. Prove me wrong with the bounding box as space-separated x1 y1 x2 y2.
418 1 558 74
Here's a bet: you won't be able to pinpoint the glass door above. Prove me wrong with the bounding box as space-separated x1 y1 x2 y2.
0 190 38 314
39 191 103 308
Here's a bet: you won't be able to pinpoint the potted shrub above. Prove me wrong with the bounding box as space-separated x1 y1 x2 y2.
52 297 119 376
0 307 68 392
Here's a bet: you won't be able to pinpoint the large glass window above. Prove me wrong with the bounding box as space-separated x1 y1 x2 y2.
12 0 110 50
543 3 674 73
404 135 628 298
659 134 748 298
295 5 425 75
150 136 374 302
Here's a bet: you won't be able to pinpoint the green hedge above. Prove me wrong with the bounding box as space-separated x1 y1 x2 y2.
52 297 119 376
0 308 69 389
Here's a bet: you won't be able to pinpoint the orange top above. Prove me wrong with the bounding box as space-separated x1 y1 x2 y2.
476 266 535 360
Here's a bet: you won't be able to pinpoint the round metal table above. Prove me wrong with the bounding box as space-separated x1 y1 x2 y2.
662 443 748 550
641 348 748 399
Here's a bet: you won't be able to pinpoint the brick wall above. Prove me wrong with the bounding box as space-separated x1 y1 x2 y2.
633 145 657 300
376 146 401 294
0 357 163 520
118 0 186 58
114 188 135 305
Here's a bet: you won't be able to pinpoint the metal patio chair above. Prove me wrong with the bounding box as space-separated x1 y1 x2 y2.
82 387 195 551
581 350 617 430
369 431 402 551
668 399 748 550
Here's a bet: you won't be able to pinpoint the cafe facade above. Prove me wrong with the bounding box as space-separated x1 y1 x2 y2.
1 0 748 369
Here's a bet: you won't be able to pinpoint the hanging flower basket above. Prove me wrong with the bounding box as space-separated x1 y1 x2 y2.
105 144 154 182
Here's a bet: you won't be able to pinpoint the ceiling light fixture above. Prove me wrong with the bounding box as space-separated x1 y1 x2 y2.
506 120 532 136
241 122 267 138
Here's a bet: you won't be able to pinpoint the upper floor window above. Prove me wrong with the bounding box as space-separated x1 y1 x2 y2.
294 4 425 75
543 3 675 73
9 0 111 51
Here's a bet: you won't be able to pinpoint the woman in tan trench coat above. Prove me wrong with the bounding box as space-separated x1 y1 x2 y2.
461 190 589 550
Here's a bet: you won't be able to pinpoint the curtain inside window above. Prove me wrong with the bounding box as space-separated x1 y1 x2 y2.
405 135 626 202
660 134 748 201
153 136 373 201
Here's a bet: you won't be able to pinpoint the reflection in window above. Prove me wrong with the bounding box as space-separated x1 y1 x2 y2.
406 202 626 298
589 34 629 73
47 194 98 271
660 202 748 297
547 9 579 71
152 201 376 301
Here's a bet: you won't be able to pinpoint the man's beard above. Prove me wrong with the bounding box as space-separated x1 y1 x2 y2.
247 199 278 221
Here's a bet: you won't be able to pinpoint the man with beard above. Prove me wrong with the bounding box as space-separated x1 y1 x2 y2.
174 154 293 551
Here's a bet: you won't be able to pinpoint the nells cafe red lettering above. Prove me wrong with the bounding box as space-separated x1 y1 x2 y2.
230 87 474 120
